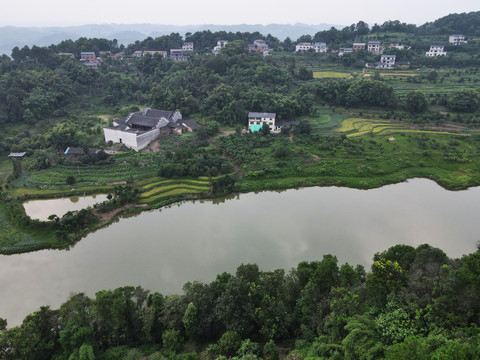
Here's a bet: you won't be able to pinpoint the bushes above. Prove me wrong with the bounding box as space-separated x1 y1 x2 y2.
162 330 184 353
217 331 242 357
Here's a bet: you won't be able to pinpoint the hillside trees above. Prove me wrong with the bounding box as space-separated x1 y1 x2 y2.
406 90 429 113
1 244 480 359
447 89 479 112
346 79 397 107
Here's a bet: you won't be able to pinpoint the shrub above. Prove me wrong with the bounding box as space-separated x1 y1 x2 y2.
162 329 184 353
217 331 241 357
66 175 76 185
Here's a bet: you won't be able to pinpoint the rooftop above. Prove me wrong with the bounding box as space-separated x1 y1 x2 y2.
248 112 276 119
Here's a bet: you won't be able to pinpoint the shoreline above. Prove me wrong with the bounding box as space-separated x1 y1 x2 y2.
1 173 478 255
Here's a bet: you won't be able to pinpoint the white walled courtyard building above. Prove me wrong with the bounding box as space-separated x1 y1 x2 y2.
103 108 201 151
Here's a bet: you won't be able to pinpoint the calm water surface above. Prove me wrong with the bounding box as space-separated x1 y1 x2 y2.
23 194 108 221
1 179 479 326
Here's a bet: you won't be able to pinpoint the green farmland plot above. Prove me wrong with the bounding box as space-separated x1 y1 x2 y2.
138 178 211 204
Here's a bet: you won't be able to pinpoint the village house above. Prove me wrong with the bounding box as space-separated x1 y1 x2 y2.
182 42 194 51
170 49 185 61
248 112 298 133
338 47 353 56
380 54 396 67
449 34 466 45
367 41 381 54
426 45 447 57
212 40 229 54
248 39 270 56
80 52 96 62
132 50 167 58
79 51 101 68
103 108 199 151
295 42 328 53
389 43 405 50
248 112 277 132
352 43 365 51
295 42 313 52
313 42 328 53
110 51 125 60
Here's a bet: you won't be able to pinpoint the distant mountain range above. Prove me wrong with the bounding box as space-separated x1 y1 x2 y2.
0 23 344 56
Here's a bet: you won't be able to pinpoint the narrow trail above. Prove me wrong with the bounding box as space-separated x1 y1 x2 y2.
289 132 320 160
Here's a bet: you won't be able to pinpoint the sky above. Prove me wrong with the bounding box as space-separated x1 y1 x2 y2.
1 0 478 27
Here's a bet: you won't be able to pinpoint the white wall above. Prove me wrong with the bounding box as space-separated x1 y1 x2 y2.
135 129 160 150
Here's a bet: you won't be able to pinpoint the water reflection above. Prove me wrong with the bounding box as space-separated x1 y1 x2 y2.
2 179 479 327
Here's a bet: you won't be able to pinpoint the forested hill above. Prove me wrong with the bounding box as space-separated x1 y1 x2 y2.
0 23 343 56
419 11 480 35
0 244 479 359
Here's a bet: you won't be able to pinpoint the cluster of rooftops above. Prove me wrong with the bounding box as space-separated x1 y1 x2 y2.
295 34 467 67
101 108 298 151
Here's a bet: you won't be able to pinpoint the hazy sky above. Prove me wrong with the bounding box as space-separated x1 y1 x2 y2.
1 0 478 27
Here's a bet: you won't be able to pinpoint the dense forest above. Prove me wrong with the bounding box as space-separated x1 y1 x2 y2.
0 244 479 359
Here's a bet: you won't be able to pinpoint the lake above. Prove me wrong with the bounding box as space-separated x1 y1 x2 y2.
23 194 109 221
1 179 479 326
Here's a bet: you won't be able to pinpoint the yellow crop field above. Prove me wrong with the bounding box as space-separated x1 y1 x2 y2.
313 71 351 79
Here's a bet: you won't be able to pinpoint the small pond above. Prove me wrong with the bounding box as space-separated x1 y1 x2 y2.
23 194 109 221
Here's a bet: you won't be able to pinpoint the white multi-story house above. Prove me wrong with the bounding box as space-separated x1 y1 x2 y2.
212 40 229 54
380 54 396 67
182 42 194 51
313 42 328 53
449 34 466 45
367 41 381 54
295 42 313 52
426 45 447 57
248 112 277 132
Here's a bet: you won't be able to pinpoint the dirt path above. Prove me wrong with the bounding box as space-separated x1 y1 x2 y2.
289 132 320 160
94 203 148 223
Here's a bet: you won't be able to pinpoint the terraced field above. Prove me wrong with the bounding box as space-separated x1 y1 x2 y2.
137 178 211 204
337 118 466 137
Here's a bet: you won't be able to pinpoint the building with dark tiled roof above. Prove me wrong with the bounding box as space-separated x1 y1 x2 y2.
103 108 187 150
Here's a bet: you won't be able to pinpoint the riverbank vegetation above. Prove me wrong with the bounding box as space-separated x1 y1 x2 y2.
1 243 479 359
1 12 480 254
